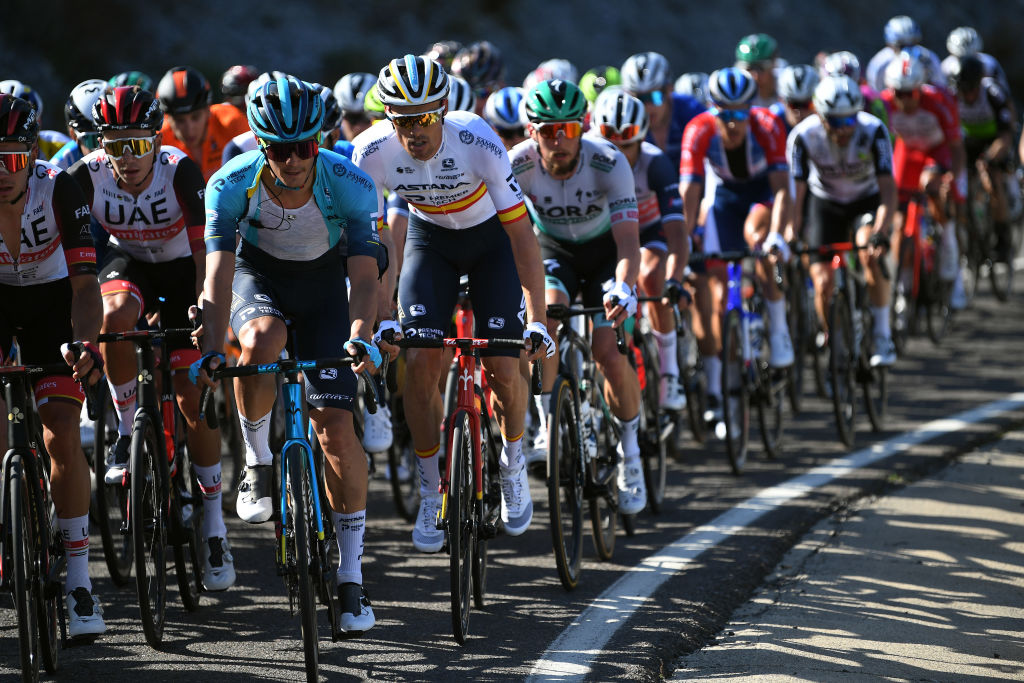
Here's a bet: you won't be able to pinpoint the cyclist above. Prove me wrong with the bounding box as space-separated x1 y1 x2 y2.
221 64 260 113
451 40 506 115
679 67 793 430
942 26 1011 95
523 58 579 93
579 66 622 107
773 64 819 133
0 94 106 638
0 80 71 159
789 75 898 366
483 86 527 150
424 40 463 72
195 75 384 634
509 79 648 514
334 72 377 142
351 55 553 551
675 72 710 104
590 89 689 411
67 85 234 592
947 55 1016 265
156 66 249 181
110 71 153 91
51 79 107 170
866 15 946 93
820 51 891 134
620 51 706 170
735 33 782 108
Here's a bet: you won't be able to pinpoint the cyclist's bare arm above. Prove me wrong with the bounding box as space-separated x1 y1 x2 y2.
347 254 381 374
768 170 791 237
663 217 688 282
195 249 235 385
876 175 897 236
504 214 548 329
791 179 808 240
681 181 703 237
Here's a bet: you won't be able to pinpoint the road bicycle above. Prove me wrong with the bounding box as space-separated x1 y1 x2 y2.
90 380 132 586
893 192 952 351
964 170 1017 303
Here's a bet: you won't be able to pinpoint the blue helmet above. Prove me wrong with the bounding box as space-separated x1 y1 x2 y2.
247 76 324 143
484 86 525 130
708 67 756 107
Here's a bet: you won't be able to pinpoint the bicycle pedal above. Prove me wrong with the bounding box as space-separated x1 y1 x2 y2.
480 522 498 540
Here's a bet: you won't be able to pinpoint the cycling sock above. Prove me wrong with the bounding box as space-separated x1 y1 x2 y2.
59 515 91 593
533 392 550 434
415 444 440 496
705 356 722 398
871 306 891 339
500 430 524 470
765 297 788 337
239 411 274 467
193 463 227 540
940 220 960 280
108 378 137 437
654 329 679 377
614 413 641 463
332 509 365 586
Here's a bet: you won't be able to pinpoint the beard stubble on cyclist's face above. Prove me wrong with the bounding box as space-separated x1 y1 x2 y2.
533 126 582 177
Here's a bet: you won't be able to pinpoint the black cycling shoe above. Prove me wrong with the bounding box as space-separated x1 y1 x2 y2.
104 435 131 485
338 582 375 635
236 465 273 524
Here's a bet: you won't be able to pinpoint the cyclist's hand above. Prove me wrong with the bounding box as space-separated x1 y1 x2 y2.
189 351 224 389
661 278 692 308
868 230 890 256
61 342 104 385
373 320 402 361
603 281 637 328
763 231 791 263
189 304 204 349
524 321 555 361
346 337 382 375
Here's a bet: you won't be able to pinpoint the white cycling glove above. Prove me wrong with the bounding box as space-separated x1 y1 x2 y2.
763 231 791 262
524 322 556 359
373 319 401 346
603 281 638 317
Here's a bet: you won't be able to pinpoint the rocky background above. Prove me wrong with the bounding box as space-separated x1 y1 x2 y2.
2 0 1019 130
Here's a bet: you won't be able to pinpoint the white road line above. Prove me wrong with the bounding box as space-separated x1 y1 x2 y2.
527 393 1024 681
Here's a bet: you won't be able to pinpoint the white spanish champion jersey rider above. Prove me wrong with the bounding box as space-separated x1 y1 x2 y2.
350 110 528 229
787 111 893 204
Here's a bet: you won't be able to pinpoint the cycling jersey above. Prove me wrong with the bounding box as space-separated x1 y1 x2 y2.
159 103 250 181
881 85 961 152
788 112 893 203
350 110 527 230
0 161 96 287
956 77 1013 141
941 52 1011 93
649 92 706 170
37 130 72 161
509 136 638 243
50 140 84 171
205 148 382 263
680 108 788 187
866 46 947 93
69 145 205 263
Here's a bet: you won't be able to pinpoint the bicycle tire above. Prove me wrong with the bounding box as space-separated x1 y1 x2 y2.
637 329 667 512
547 377 584 590
448 410 474 644
172 426 202 612
679 324 708 445
891 238 914 356
589 395 617 561
10 457 41 681
828 290 857 449
285 444 319 682
472 405 500 609
924 267 952 345
92 383 132 586
720 309 750 475
33 440 60 674
310 440 339 631
386 394 419 523
131 412 169 648
757 307 786 460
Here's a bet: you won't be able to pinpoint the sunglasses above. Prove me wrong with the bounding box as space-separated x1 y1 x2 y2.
714 108 750 123
387 106 445 129
825 115 858 129
258 138 320 162
102 135 157 160
533 121 583 139
894 89 917 99
786 100 812 110
598 123 641 142
635 90 664 106
0 151 31 174
77 132 102 151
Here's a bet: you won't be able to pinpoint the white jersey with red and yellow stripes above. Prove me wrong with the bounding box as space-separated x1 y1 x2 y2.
350 110 527 230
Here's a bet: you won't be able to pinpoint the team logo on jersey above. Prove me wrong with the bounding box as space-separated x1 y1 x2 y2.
212 179 226 192
319 368 338 380
410 304 426 316
396 166 414 174
459 130 475 145
487 317 505 329
333 164 345 176
253 294 272 303
442 158 455 169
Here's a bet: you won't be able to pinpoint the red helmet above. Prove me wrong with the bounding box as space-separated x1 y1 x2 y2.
92 86 163 131
0 94 39 144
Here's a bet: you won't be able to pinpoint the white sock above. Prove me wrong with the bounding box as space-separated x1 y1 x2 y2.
108 378 137 437
614 413 641 464
59 515 91 593
415 445 440 496
193 463 227 540
239 411 274 467
654 329 679 377
871 306 891 338
533 392 550 433
333 509 365 586
705 355 722 398
500 429 524 470
766 297 788 335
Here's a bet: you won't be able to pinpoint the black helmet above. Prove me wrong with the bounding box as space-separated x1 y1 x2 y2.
0 94 39 144
157 66 212 114
452 40 505 91
948 55 985 94
93 86 164 132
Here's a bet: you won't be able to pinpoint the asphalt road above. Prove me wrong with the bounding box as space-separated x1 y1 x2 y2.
1 272 1021 682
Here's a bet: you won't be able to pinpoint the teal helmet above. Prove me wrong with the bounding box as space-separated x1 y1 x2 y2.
735 33 778 66
523 79 586 123
247 76 324 143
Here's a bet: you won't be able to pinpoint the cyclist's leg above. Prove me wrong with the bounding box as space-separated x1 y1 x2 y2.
745 200 792 367
638 226 683 407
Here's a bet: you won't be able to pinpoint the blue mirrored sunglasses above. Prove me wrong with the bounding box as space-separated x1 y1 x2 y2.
825 115 857 129
713 107 750 123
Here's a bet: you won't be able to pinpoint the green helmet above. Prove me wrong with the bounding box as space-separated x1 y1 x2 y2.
109 70 153 91
524 79 587 122
579 66 621 104
363 86 385 117
735 33 778 65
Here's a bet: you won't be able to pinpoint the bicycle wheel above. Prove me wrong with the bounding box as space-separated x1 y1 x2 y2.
92 383 132 585
636 329 667 512
285 444 319 682
386 394 419 523
891 240 914 356
989 234 1015 303
924 265 952 345
472 405 500 608
679 321 708 445
448 410 474 644
310 440 339 632
9 456 41 681
720 309 750 475
32 436 60 674
131 412 169 648
172 421 202 612
827 290 857 449
589 398 617 561
547 376 584 590
757 309 786 460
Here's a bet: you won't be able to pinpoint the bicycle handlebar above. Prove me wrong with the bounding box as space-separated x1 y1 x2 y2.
789 241 891 280
544 303 628 355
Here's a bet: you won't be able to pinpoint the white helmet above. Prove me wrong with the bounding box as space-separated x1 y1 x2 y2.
333 72 376 114
777 64 820 102
591 89 649 144
621 52 672 94
947 26 983 57
64 79 107 131
813 75 864 118
535 58 578 84
883 50 926 90
674 72 709 103
821 51 862 83
376 54 449 107
884 15 922 47
0 80 43 120
446 75 477 112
